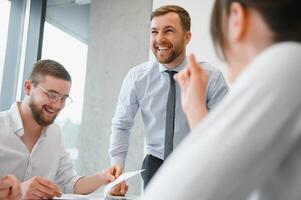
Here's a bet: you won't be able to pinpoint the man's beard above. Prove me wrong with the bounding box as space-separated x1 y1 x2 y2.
153 41 185 64
29 97 58 126
156 49 179 64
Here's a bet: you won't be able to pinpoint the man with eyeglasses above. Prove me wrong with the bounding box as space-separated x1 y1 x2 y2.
0 60 127 199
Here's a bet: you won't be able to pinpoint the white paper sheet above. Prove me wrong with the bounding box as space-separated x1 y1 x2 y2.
104 169 145 194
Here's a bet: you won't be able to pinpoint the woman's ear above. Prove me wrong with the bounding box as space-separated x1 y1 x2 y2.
228 2 248 43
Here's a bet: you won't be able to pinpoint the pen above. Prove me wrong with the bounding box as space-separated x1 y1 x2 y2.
9 185 13 192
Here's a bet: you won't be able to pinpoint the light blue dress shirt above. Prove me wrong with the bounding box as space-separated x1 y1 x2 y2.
109 59 228 166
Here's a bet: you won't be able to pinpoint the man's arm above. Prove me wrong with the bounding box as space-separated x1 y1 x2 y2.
204 63 229 111
55 141 82 194
73 165 127 196
109 70 140 168
55 134 128 196
21 176 61 199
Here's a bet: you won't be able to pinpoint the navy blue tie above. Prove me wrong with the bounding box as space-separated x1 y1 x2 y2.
164 70 177 159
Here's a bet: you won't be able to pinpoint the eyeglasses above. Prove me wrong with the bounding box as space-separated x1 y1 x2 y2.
35 83 73 106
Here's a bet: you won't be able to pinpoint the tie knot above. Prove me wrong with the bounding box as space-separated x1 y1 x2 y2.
165 70 177 78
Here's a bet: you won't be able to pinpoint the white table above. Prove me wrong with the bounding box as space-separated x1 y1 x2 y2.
55 193 138 200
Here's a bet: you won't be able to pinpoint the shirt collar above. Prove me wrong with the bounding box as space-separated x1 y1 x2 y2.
9 102 24 137
159 58 187 73
9 102 48 138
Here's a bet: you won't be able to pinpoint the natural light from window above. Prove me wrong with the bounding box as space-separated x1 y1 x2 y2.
0 0 11 93
41 22 88 163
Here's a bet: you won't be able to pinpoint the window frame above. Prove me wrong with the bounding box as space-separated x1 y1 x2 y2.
0 0 47 110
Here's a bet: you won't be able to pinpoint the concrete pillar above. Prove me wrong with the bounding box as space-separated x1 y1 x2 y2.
78 0 152 195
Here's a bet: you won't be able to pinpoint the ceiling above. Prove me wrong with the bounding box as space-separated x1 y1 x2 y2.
45 0 91 44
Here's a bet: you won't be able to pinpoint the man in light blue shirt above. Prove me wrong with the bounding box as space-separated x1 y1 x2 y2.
109 5 228 188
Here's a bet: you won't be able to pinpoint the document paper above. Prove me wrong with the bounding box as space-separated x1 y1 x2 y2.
104 169 145 194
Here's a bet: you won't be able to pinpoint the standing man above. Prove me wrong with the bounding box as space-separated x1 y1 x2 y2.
0 60 127 199
109 5 228 188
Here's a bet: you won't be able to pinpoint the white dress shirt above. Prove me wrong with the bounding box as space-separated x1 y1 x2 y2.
109 59 228 166
139 42 301 200
0 102 81 193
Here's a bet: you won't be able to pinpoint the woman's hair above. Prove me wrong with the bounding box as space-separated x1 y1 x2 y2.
211 0 301 58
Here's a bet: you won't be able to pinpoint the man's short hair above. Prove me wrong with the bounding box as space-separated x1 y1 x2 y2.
151 5 191 32
29 59 71 83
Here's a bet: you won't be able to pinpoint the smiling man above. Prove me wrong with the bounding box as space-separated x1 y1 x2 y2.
0 60 126 199
109 5 229 188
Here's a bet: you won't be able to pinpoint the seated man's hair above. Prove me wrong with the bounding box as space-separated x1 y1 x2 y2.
29 59 72 83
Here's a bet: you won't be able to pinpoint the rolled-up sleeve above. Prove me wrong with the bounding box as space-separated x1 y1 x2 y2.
55 137 82 193
206 69 229 110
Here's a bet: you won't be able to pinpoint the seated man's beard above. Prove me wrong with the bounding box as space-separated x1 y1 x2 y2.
29 99 57 126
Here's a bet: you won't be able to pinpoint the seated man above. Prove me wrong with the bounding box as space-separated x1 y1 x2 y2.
0 175 21 200
0 60 127 199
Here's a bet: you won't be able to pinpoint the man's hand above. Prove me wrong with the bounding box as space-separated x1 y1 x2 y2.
174 54 209 128
98 165 121 185
101 165 128 196
110 181 128 197
0 175 21 200
21 176 61 199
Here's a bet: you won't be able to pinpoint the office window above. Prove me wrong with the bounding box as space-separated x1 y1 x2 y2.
41 1 90 165
0 0 11 93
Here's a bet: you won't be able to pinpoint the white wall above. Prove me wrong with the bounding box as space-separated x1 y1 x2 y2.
152 0 228 74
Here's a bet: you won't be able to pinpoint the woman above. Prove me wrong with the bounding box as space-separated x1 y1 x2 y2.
140 0 301 200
